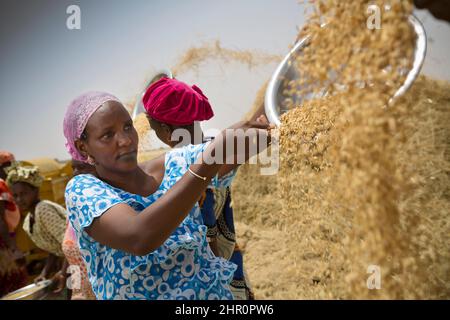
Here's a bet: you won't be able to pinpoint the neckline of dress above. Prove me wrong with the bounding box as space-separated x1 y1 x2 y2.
82 152 169 199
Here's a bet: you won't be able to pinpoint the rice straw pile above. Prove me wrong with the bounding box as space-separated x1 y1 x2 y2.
232 0 449 299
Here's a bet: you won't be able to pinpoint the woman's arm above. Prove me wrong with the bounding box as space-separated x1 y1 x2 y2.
86 121 272 256
86 142 221 256
35 253 58 282
217 116 274 177
52 258 69 293
0 201 21 256
208 238 219 256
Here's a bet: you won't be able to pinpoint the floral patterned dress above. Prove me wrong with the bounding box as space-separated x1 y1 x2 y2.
65 142 237 300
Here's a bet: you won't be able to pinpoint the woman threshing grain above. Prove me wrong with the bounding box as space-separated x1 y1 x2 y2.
143 77 258 300
62 91 272 300
6 164 68 292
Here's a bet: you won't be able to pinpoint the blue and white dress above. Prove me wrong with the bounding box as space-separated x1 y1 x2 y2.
65 142 237 300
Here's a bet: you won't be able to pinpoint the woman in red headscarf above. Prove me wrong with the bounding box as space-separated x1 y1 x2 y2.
0 151 21 235
142 77 214 147
0 151 27 297
143 77 268 299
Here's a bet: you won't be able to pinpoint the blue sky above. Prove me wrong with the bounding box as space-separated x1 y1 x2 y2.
0 0 449 160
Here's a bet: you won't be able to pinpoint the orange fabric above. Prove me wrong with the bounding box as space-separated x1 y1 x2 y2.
62 222 96 300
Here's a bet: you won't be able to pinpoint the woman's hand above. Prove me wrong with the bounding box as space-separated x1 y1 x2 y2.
51 270 67 293
34 272 47 284
208 115 275 177
228 116 275 131
414 0 450 22
34 254 57 284
255 114 272 126
11 247 24 261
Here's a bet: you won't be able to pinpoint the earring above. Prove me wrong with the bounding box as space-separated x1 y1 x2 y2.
87 155 96 166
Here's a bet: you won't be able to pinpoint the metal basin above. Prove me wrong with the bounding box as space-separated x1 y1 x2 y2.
132 69 173 120
1 280 52 300
265 15 427 127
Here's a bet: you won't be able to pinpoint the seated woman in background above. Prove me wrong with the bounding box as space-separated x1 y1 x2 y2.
6 164 68 292
63 91 272 300
61 159 96 300
0 151 27 297
0 202 28 297
142 77 259 299
0 151 21 236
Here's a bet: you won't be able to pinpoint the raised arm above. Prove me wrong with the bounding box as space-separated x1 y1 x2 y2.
84 121 272 256
216 116 274 177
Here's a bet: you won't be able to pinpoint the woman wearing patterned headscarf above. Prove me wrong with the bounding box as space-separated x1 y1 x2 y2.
0 151 27 297
6 163 68 293
63 90 273 300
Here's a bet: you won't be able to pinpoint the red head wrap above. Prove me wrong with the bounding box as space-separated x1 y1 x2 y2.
142 78 214 125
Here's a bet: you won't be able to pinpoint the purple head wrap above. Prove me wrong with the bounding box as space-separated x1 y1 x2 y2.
63 91 121 162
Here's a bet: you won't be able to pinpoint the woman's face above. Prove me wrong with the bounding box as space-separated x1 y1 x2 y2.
147 116 198 148
76 101 139 174
11 182 39 213
147 117 174 147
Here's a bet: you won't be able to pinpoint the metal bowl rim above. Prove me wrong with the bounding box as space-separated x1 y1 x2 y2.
264 14 427 127
1 280 52 300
